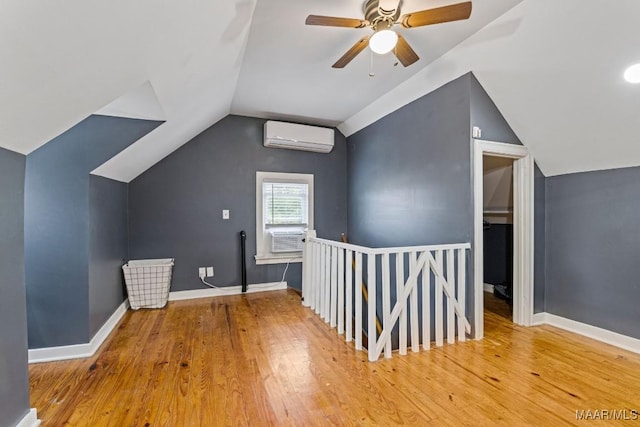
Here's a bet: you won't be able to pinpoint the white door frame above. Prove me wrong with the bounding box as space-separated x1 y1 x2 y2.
473 139 534 339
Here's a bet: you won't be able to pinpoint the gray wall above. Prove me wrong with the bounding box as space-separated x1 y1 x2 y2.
347 73 527 335
469 74 522 144
348 75 472 247
0 147 30 426
128 115 348 291
89 175 129 337
546 166 640 339
25 115 161 348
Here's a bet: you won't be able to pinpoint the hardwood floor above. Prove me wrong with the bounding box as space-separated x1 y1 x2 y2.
30 289 640 426
484 291 512 320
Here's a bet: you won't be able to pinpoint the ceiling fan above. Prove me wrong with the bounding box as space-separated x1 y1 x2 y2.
306 0 472 68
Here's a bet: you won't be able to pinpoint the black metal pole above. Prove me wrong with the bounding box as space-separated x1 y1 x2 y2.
240 230 247 293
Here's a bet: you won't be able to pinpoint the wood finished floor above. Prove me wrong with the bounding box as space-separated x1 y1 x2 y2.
30 289 640 426
484 291 512 320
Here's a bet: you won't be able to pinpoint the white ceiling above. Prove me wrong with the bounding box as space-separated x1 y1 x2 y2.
231 0 521 125
2 0 640 181
344 0 640 177
0 0 257 181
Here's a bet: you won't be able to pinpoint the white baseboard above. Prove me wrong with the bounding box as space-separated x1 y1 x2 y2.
483 283 494 293
15 408 40 427
28 299 130 364
169 281 288 301
533 312 640 354
532 312 546 326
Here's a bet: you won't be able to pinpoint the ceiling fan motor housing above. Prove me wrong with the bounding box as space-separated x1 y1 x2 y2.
364 0 401 26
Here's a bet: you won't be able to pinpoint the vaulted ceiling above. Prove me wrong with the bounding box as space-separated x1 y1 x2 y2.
2 0 639 181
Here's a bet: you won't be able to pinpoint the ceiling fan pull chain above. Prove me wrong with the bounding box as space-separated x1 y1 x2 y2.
369 50 375 77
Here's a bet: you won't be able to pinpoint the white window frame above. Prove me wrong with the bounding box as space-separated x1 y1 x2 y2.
255 171 314 265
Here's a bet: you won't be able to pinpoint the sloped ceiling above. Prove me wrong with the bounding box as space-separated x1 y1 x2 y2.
0 0 257 181
3 0 639 181
483 156 513 212
344 0 640 177
231 0 521 125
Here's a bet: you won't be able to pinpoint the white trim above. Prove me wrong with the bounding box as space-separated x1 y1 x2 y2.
483 283 495 293
15 409 41 427
534 313 640 355
512 152 535 327
168 281 288 301
254 255 302 265
311 237 470 255
473 139 534 339
475 139 529 158
28 299 130 364
532 312 546 326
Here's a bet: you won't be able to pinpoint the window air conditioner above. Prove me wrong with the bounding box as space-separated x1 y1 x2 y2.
270 231 305 253
264 121 334 153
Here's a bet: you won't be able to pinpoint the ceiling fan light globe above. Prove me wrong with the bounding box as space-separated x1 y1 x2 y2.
369 29 398 54
624 63 640 83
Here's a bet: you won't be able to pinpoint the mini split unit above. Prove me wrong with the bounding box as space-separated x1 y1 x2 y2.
263 120 334 153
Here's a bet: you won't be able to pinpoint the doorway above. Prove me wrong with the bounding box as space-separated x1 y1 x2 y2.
472 140 534 340
482 155 514 321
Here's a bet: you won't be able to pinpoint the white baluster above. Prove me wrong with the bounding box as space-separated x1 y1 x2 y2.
367 253 377 362
447 249 455 344
301 230 313 307
396 252 407 355
355 251 363 351
422 254 431 350
435 250 443 347
457 248 466 342
308 240 315 310
317 243 324 316
382 253 391 359
338 248 345 335
346 249 353 343
330 246 338 328
410 251 419 353
324 244 331 322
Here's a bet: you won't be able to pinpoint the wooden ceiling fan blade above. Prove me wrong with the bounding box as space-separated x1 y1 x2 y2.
306 15 368 28
332 36 371 68
394 34 419 67
400 2 472 29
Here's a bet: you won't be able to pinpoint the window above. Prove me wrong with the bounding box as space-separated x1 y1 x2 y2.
263 182 308 226
255 172 313 265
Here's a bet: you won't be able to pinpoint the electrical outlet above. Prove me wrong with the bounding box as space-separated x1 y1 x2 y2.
198 267 206 278
222 209 230 219
206 267 214 277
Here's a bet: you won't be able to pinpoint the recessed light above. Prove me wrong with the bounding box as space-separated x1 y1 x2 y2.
624 63 640 83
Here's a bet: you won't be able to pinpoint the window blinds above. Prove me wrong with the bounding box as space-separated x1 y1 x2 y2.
263 182 309 225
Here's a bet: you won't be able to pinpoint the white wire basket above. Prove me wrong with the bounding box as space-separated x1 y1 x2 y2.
122 258 174 310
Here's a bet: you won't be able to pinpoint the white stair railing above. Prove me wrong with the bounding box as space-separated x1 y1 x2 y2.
301 230 471 362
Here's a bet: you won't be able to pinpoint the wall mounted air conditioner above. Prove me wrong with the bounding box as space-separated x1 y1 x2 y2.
271 230 305 253
264 121 334 153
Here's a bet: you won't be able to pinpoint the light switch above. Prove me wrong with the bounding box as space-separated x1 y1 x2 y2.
222 209 230 219
206 267 214 277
